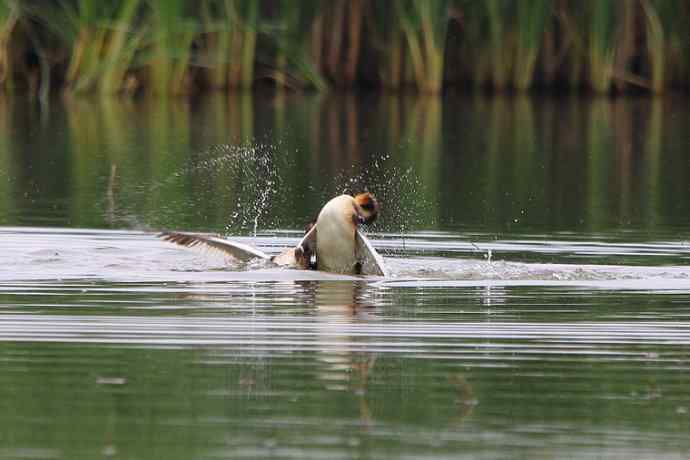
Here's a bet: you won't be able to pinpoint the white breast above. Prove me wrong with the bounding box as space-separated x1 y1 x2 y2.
315 195 357 274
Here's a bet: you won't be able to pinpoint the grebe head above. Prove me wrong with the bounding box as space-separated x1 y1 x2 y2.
353 192 379 226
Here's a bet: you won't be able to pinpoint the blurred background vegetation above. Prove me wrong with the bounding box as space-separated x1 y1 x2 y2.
0 0 689 97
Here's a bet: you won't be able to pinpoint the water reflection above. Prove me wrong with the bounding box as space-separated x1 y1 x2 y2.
311 281 377 429
0 94 687 235
309 280 477 430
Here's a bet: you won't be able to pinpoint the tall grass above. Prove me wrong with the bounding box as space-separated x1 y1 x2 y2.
27 0 107 93
553 1 586 89
99 0 142 95
321 0 363 87
272 0 327 91
395 0 448 92
371 1 403 89
645 0 690 92
235 0 258 89
8 0 690 96
0 0 18 91
201 0 259 90
513 0 550 90
485 0 512 91
586 0 616 93
200 0 228 89
147 0 197 95
25 0 142 94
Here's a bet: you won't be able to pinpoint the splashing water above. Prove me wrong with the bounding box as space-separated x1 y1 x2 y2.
117 142 285 234
330 154 433 237
253 180 273 238
141 144 430 242
192 143 283 235
471 242 493 263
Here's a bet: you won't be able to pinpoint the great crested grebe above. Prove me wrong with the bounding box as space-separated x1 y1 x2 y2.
159 192 388 276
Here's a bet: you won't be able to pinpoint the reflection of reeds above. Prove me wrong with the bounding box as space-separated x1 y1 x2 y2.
402 95 441 225
586 100 612 229
642 99 662 225
0 96 13 217
64 98 104 225
511 97 537 205
227 91 253 144
612 99 632 221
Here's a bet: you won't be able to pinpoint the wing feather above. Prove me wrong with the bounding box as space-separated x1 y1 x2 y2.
355 231 388 277
159 232 270 262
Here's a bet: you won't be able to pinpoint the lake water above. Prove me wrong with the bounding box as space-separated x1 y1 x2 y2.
0 93 689 459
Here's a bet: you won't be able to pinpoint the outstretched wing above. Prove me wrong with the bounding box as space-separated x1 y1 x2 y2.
159 232 271 262
355 231 388 277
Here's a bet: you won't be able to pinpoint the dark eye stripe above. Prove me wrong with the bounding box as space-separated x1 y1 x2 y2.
361 201 375 211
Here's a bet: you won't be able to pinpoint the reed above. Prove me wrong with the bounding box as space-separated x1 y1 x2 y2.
199 0 259 90
513 0 551 90
371 0 404 89
586 0 616 93
200 0 229 90
558 1 586 90
0 1 18 91
147 0 197 95
238 0 257 88
98 0 142 95
344 0 363 86
27 0 106 93
647 0 690 91
668 2 690 86
321 0 363 88
450 1 488 87
395 0 448 93
272 0 327 91
640 1 664 93
25 0 143 95
485 0 512 91
9 0 690 95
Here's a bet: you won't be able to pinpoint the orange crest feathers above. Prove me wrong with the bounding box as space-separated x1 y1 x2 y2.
354 192 379 225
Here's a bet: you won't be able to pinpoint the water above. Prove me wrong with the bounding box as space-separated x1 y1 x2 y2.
0 93 689 459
